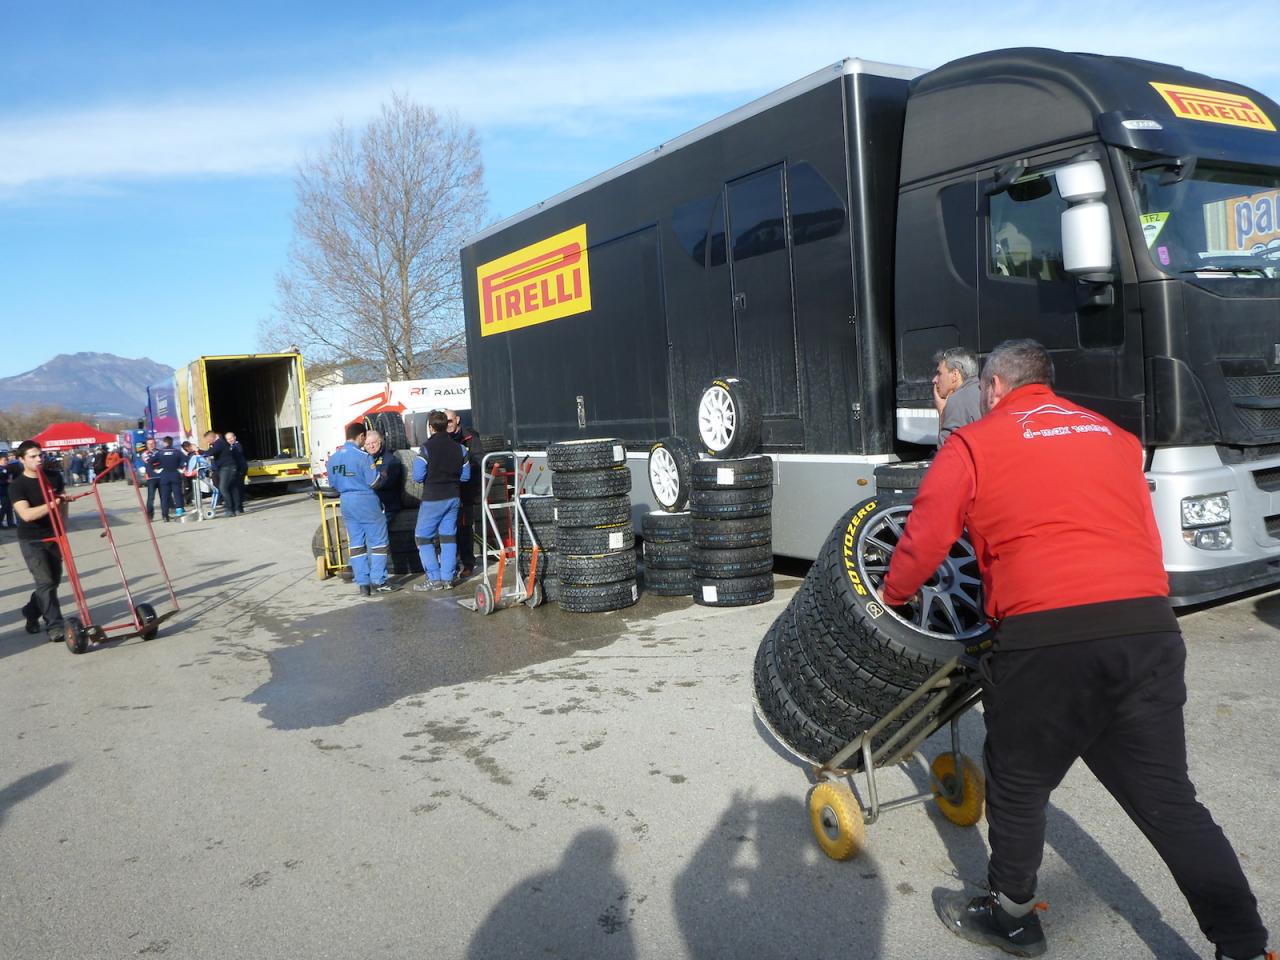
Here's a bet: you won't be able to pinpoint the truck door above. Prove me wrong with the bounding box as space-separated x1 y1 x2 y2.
978 153 1134 426
727 166 802 427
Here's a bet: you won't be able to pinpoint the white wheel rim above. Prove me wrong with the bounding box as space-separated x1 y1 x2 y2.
698 386 737 452
649 447 681 507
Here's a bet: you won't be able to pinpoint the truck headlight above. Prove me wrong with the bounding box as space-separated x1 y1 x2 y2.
1182 525 1232 550
1180 493 1230 529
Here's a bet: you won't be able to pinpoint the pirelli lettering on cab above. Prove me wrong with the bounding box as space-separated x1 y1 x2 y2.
1150 82 1276 132
477 224 592 337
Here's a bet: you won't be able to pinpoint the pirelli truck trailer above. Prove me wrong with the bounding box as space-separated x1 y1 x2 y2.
147 352 311 486
461 47 1280 606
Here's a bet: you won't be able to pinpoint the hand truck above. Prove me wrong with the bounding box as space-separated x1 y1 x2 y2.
461 450 546 614
315 496 349 580
755 655 985 860
36 459 180 654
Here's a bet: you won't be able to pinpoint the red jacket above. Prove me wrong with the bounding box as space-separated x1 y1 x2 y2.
882 384 1168 621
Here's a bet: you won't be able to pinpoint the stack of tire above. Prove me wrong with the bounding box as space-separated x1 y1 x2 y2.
752 495 989 768
547 439 639 613
518 495 560 603
689 456 775 607
641 510 694 596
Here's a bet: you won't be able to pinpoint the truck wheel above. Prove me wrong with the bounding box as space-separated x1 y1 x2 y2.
547 438 626 472
697 377 761 459
691 515 772 548
557 578 639 613
690 544 774 578
556 522 633 555
689 486 772 520
641 510 691 543
558 551 637 586
648 437 693 511
553 495 630 528
642 538 690 569
551 466 632 499
691 455 772 489
693 572 774 607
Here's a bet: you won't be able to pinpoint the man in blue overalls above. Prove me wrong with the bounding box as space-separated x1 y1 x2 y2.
151 436 188 522
326 422 394 597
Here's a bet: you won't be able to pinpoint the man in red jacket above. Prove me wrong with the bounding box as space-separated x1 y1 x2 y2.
881 340 1269 960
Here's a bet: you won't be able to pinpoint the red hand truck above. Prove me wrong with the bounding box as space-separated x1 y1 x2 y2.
35 460 180 654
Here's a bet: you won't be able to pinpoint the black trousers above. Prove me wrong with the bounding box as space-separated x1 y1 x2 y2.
19 538 64 635
146 478 161 517
457 498 475 569
160 478 183 518
982 631 1267 958
217 465 242 515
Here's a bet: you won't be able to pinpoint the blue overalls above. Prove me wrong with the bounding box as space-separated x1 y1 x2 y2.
412 450 470 582
153 446 187 520
327 441 389 587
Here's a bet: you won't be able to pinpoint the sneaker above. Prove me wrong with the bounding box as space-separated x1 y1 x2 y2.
373 583 396 594
935 890 1046 958
358 585 372 597
411 581 436 593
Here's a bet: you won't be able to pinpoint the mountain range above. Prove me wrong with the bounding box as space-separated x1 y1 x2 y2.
0 353 174 417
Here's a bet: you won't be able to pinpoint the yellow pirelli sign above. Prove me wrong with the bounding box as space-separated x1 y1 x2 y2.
477 224 592 337
1150 82 1275 132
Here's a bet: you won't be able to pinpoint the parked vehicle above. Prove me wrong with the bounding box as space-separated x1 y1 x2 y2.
461 47 1280 606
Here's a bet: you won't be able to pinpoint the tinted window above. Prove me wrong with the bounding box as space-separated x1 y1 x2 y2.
707 194 727 267
672 195 716 265
989 175 1069 282
729 168 786 261
789 163 845 245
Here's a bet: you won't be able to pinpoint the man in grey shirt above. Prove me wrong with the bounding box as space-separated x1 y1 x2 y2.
933 347 982 444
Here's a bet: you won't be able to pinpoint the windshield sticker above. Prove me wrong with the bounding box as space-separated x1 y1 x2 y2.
1141 212 1169 248
1227 189 1279 251
1150 82 1275 132
1157 245 1171 266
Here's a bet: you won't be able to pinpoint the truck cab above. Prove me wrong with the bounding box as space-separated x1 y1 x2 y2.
892 49 1280 604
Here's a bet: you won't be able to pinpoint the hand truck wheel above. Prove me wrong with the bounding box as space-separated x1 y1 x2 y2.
930 752 985 827
64 617 90 655
134 602 160 641
475 582 496 616
808 782 865 861
525 582 544 609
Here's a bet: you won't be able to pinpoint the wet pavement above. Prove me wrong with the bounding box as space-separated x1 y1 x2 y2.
0 481 1276 960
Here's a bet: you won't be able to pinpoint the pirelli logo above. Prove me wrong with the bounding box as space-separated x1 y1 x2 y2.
477 224 592 337
1150 82 1275 132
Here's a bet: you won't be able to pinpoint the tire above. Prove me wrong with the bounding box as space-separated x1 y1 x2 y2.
691 544 773 578
689 486 772 520
808 782 866 861
691 515 772 549
642 539 690 569
479 435 511 454
553 495 630 528
643 566 694 596
752 614 849 763
558 578 639 613
397 449 424 507
551 466 632 499
547 438 626 472
697 376 762 459
376 412 408 453
641 510 691 543
556 522 633 555
65 616 90 655
648 437 694 511
691 455 773 489
134 602 159 640
874 460 932 494
518 549 559 581
558 551 637 586
693 572 773 607
311 519 349 560
520 495 556 524
527 521 558 552
543 578 561 604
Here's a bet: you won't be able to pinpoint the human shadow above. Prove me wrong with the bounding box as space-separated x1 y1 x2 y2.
466 828 636 960
673 791 887 959
0 763 71 830
909 725 1200 958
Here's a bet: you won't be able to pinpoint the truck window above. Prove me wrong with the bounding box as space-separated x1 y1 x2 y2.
988 174 1068 282
672 194 717 266
729 169 787 261
788 162 845 246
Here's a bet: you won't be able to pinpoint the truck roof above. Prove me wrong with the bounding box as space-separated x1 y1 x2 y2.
466 57 924 245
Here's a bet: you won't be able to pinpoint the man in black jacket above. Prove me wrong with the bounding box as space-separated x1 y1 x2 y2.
410 411 469 591
226 432 248 515
446 410 479 577
11 441 68 641
202 430 239 517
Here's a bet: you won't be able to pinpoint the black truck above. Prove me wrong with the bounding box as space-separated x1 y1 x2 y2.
461 48 1280 605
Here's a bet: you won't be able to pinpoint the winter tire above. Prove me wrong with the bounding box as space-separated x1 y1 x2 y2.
689 486 772 519
518 549 559 581
690 544 773 578
551 466 631 499
375 412 409 453
558 551 637 586
874 460 931 495
556 522 633 554
553 495 630 528
527 522 558 552
642 539 691 569
691 455 773 490
697 376 762 459
397 449 424 507
691 515 772 549
641 509 691 543
642 566 694 596
558 578 639 613
693 572 773 607
547 438 626 472
648 437 693 511
520 495 556 524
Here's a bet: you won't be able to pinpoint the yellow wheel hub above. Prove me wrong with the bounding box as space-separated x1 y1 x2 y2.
808 782 865 861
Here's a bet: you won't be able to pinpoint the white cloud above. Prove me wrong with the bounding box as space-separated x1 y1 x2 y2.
2 2 1278 190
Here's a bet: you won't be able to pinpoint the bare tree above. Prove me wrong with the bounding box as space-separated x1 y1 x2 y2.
261 94 487 379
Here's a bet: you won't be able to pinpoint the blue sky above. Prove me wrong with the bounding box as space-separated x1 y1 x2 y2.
2 1 1278 381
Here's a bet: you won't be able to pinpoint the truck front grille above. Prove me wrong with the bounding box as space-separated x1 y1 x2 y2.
1225 374 1280 399
1236 408 1280 434
1255 467 1280 493
1266 514 1280 540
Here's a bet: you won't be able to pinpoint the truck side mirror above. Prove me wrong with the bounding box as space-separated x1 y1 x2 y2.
1057 160 1113 277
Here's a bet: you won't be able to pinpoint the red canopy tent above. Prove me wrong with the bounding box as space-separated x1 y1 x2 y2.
31 422 118 451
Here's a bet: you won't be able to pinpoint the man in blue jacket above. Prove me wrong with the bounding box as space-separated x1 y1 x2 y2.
327 422 394 597
411 411 470 591
151 437 188 522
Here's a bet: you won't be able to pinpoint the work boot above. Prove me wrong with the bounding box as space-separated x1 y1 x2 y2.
935 889 1046 958
24 606 41 635
358 584 372 597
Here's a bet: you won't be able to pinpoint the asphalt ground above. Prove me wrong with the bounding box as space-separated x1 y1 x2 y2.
0 481 1276 960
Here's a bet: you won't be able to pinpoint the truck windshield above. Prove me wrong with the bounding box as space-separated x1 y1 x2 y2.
1132 162 1280 277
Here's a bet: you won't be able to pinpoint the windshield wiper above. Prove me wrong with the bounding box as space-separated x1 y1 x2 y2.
1179 266 1270 277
